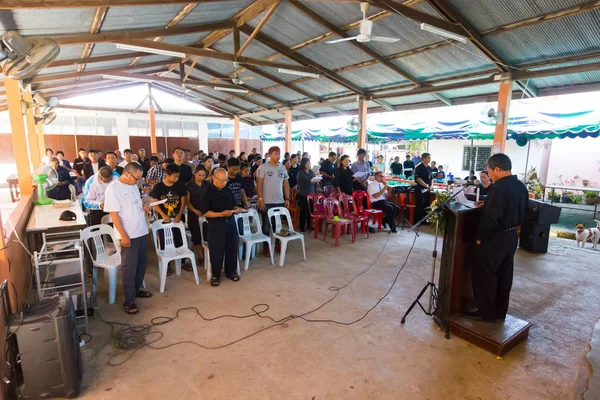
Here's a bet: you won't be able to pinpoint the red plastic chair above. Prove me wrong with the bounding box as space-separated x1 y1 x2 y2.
402 190 416 225
307 193 326 239
352 190 383 231
323 198 355 247
339 194 370 239
330 191 343 200
323 185 337 198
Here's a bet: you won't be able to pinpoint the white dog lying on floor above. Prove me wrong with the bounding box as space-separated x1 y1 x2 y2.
576 220 600 249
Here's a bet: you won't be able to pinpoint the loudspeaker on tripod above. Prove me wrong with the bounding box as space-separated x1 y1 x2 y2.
7 291 82 399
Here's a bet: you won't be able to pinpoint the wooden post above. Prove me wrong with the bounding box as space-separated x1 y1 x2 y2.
284 110 292 153
493 79 513 154
22 91 41 168
4 75 33 195
149 104 157 153
233 116 240 155
35 108 46 162
357 98 367 149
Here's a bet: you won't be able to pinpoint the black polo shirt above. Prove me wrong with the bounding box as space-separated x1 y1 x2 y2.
176 163 193 185
414 163 431 188
319 159 336 185
200 184 234 223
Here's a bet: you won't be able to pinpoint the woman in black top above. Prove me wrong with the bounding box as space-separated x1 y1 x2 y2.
335 155 354 195
186 164 209 265
288 154 300 189
477 171 493 196
296 157 316 231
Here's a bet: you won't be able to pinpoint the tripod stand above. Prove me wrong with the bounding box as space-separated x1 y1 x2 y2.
400 187 465 340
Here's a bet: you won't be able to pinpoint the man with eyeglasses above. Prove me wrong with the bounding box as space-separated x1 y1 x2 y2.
104 163 153 315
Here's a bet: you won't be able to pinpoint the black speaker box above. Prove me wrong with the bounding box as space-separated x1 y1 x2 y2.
8 292 82 399
520 223 551 254
524 199 561 225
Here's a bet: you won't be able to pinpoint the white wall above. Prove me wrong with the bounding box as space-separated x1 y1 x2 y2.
427 138 544 179
545 137 600 185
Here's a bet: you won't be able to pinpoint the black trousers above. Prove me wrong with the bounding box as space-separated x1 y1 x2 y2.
472 230 518 320
207 218 239 280
414 187 430 223
89 210 107 226
298 194 310 231
120 235 149 307
371 200 401 230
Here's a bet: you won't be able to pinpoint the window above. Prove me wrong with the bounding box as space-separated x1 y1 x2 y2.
74 116 95 135
249 126 262 139
183 121 198 137
155 120 166 137
208 122 221 138
45 116 75 134
221 123 234 138
166 120 182 137
462 146 492 171
96 117 116 135
128 119 148 136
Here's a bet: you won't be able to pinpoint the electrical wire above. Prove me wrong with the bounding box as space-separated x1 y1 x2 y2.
94 228 421 367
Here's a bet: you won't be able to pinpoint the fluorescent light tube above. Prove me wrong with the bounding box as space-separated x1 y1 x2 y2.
102 74 154 83
420 23 467 43
213 86 249 94
278 68 320 79
115 43 186 58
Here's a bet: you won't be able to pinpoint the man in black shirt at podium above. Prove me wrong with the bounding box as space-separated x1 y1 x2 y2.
466 153 528 323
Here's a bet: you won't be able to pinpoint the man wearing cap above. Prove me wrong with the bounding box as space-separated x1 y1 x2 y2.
256 146 289 255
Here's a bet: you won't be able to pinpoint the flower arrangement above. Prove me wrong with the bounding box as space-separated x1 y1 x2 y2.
426 189 452 234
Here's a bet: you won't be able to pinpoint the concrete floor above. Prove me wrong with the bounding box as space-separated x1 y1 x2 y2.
78 229 600 400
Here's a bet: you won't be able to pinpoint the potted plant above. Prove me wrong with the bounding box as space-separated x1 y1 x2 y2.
583 179 590 187
561 191 572 203
572 194 583 204
548 188 560 202
585 191 598 205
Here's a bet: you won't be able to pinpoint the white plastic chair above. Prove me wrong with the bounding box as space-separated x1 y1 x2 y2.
81 225 121 304
199 217 241 281
267 207 306 267
150 220 200 293
235 209 274 270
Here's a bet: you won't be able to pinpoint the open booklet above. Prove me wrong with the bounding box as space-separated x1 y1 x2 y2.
452 187 476 208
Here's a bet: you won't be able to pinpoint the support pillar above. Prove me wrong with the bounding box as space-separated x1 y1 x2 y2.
493 79 513 154
538 138 552 185
284 110 292 153
22 91 41 168
357 98 367 149
4 75 33 195
149 105 157 153
35 108 46 162
233 116 240 155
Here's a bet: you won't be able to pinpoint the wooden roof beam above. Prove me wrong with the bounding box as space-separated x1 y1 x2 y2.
425 0 536 97
130 3 198 66
117 39 320 74
239 26 365 95
78 7 109 73
289 0 422 86
183 64 288 107
238 1 280 57
48 20 235 46
241 64 321 102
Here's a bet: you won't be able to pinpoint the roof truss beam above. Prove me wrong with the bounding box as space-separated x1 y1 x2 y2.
238 1 280 57
288 0 422 86
48 20 235 46
78 6 109 73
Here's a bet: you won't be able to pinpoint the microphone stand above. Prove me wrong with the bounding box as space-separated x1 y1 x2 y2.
401 187 466 340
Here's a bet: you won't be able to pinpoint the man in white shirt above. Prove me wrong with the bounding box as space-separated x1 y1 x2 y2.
104 163 153 315
82 166 118 225
118 149 137 168
367 171 401 233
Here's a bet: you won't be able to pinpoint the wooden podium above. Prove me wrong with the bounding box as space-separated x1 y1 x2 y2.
435 203 531 357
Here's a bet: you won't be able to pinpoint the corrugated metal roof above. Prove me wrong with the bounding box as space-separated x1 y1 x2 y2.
0 8 94 36
248 1 330 48
102 5 185 31
436 83 501 99
263 87 307 103
292 77 350 98
386 93 439 106
392 41 496 81
53 45 86 61
296 39 372 70
482 9 600 65
213 32 276 60
447 0 589 32
178 0 253 26
339 63 409 90
161 32 208 46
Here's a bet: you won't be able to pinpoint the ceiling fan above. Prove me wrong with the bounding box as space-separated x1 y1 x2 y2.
327 2 400 44
211 61 256 86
